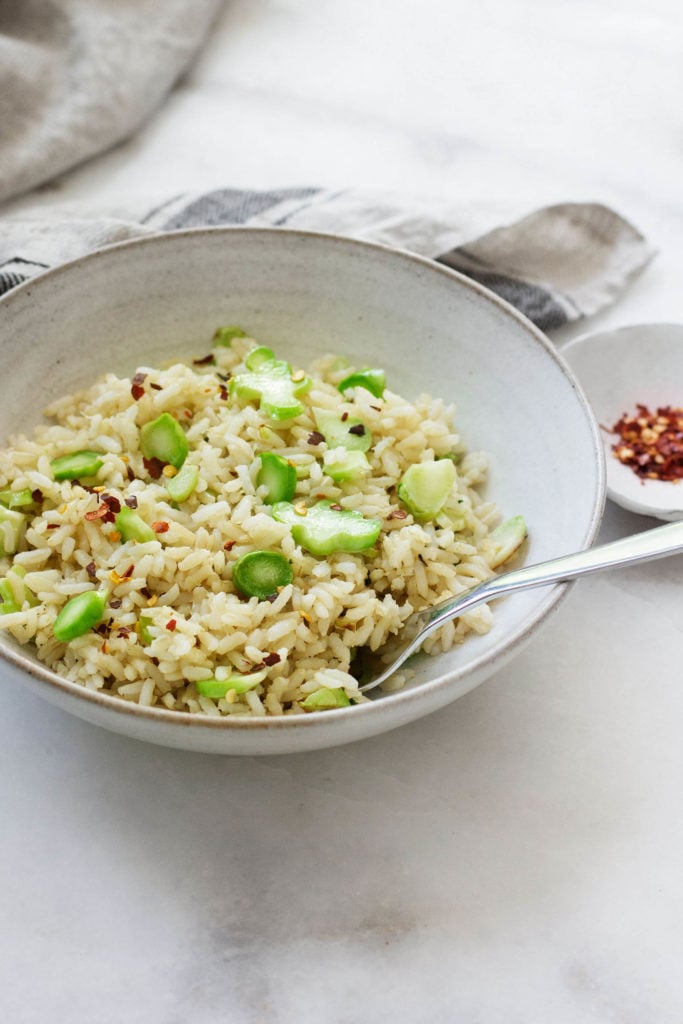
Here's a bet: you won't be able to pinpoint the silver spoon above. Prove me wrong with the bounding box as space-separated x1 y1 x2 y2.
359 518 683 692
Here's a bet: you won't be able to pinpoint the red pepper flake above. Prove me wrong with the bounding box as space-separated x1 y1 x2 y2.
126 465 136 483
341 411 349 422
31 489 43 503
387 509 408 520
151 521 169 534
165 619 177 632
143 457 165 479
262 652 281 667
109 564 134 585
101 640 109 654
46 523 59 530
101 494 121 514
85 505 109 521
193 353 215 366
307 431 325 446
124 496 138 509
223 540 236 551
116 626 133 639
131 383 145 401
85 561 97 578
219 386 229 401
609 404 683 482
150 383 163 391
329 503 343 512
348 423 366 436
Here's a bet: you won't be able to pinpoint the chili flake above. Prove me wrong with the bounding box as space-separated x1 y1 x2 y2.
130 372 147 401
165 619 177 632
85 505 109 521
609 404 683 482
142 456 165 479
151 521 170 534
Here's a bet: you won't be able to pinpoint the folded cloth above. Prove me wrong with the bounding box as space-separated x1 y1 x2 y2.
0 188 654 330
0 0 225 205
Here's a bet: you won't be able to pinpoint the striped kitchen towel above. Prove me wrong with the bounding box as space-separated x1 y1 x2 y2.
0 188 653 331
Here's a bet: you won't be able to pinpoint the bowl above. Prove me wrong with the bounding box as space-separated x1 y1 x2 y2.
0 228 604 754
562 323 683 521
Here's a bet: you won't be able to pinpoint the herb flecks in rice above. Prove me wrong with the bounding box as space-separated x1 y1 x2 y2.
0 334 510 716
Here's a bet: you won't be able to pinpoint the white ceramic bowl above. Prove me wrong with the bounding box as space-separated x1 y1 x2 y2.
0 229 604 754
563 323 683 521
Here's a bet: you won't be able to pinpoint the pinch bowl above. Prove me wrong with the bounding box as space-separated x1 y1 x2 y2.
0 229 604 753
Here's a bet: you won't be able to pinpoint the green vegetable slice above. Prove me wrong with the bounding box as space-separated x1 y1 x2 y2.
484 515 527 568
272 500 381 556
0 506 26 555
245 346 276 370
50 450 104 481
197 670 268 698
166 463 200 503
53 589 108 643
0 488 34 509
313 409 372 452
337 368 386 399
115 506 156 543
397 459 456 520
257 452 297 504
232 550 293 599
140 412 189 469
324 449 370 483
0 565 39 613
138 615 154 645
0 578 19 614
301 687 351 710
231 349 312 421
213 325 247 347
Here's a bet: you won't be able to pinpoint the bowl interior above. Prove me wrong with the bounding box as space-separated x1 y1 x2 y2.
563 323 683 521
0 228 604 739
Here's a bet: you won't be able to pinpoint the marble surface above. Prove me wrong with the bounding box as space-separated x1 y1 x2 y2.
2 2 683 1021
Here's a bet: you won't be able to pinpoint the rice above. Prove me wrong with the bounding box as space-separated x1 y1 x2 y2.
0 333 505 716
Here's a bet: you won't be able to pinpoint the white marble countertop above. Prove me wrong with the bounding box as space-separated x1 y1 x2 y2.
2 2 683 1021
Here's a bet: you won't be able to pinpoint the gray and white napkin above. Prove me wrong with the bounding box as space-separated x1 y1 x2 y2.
0 0 226 205
0 188 654 331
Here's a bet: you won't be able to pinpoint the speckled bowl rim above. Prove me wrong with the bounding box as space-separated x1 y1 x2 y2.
0 227 606 732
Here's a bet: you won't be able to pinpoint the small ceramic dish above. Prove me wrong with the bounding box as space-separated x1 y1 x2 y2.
562 323 683 521
0 228 604 754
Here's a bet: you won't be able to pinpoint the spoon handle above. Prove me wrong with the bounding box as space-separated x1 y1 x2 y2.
426 518 683 633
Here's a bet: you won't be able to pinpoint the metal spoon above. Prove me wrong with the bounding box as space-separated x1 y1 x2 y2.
359 518 683 692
